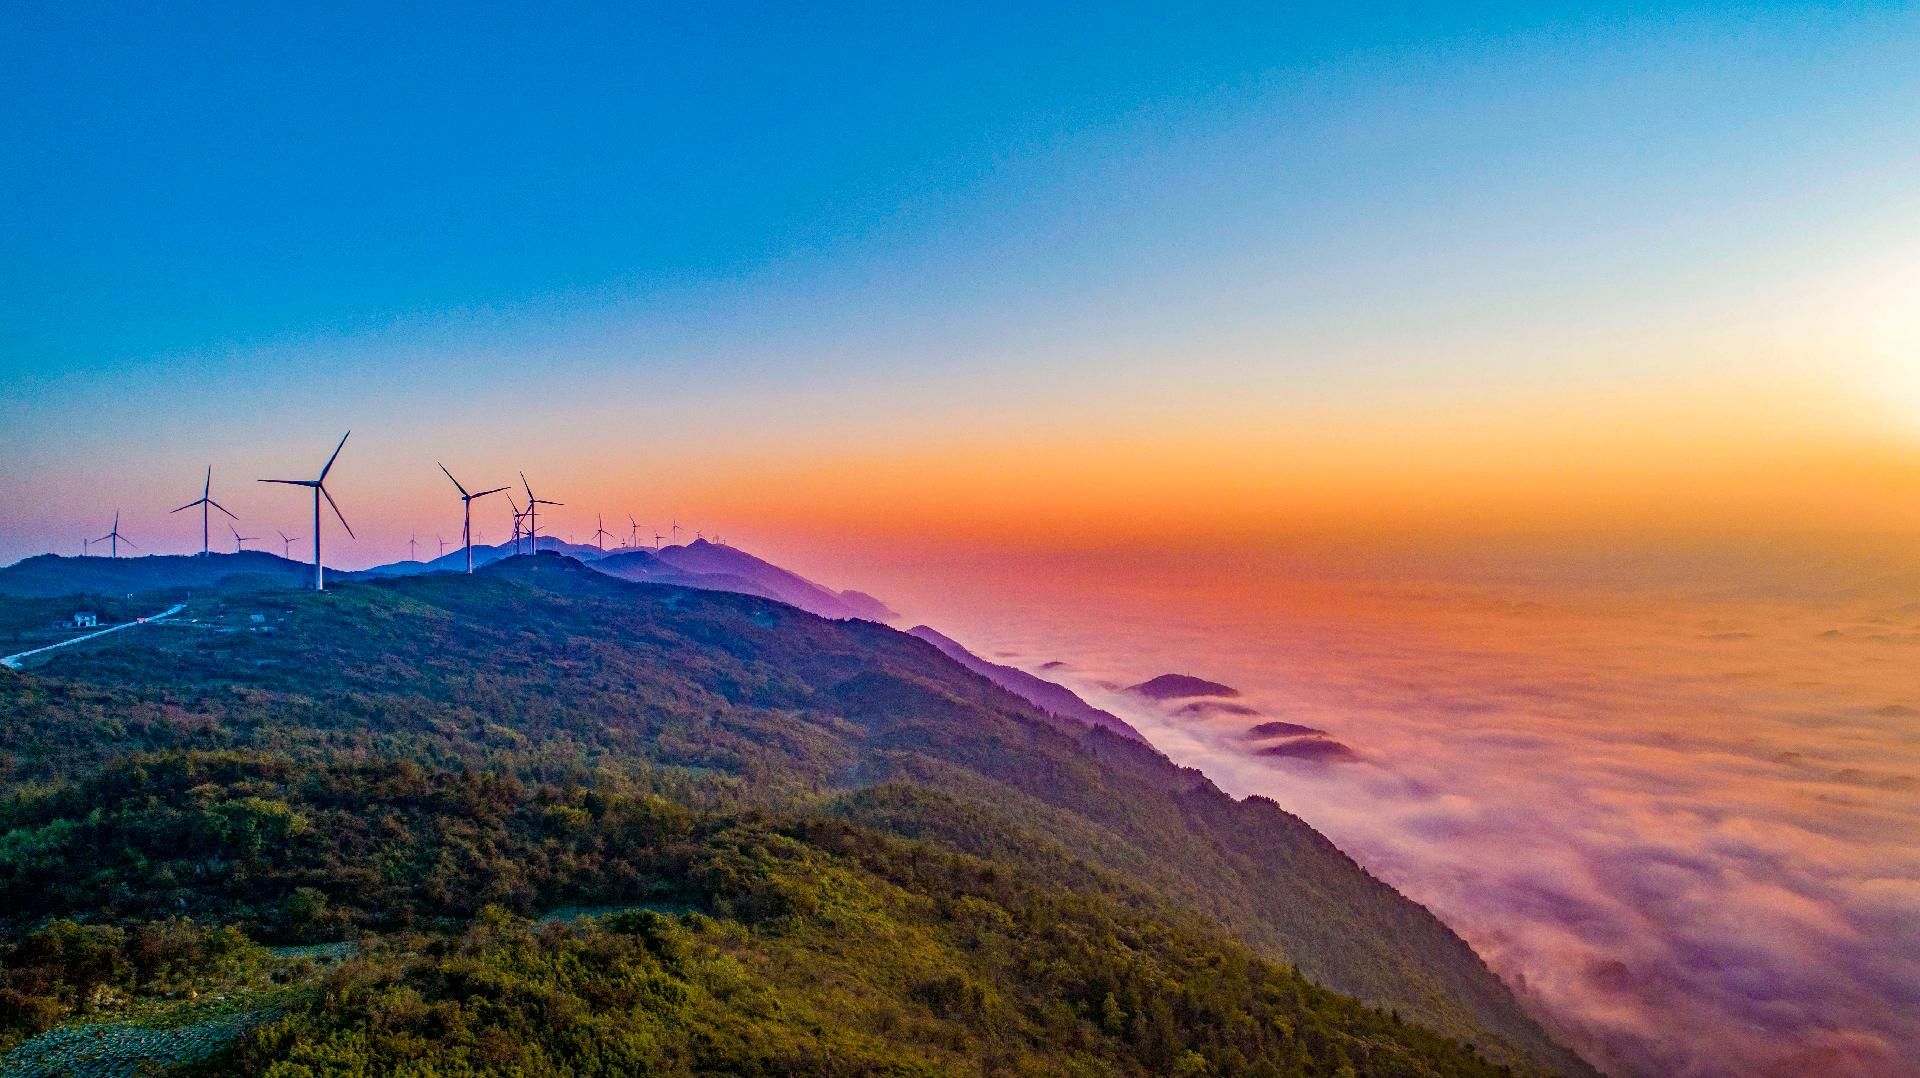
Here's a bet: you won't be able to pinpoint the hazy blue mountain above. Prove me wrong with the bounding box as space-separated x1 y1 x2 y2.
587 547 790 605
834 589 896 621
645 539 899 621
359 536 609 577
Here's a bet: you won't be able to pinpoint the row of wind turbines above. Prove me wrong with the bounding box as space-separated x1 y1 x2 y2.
86 432 722 591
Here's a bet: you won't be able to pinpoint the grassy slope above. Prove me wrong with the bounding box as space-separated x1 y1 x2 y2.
0 759 1515 1076
0 554 1590 1075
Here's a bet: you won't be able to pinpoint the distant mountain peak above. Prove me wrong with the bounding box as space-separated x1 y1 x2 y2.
1127 674 1241 700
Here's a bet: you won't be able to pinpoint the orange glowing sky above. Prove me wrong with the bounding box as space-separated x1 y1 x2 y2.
2 4 1917 568
5 9 1920 1075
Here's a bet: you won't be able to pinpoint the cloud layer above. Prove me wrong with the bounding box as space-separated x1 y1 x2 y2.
901 566 1920 1078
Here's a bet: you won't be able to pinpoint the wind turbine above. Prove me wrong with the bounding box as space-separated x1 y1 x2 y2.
653 529 664 549
95 511 136 558
278 530 300 558
171 466 238 556
229 524 259 553
438 463 509 573
591 514 615 551
519 473 562 553
259 431 353 591
437 535 450 558
408 535 420 561
626 514 640 549
670 520 681 544
506 493 526 554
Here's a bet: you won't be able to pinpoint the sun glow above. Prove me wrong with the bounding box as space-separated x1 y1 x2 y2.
1877 355 1920 434
1844 244 1920 436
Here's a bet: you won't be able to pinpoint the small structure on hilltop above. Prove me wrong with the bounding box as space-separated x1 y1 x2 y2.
72 611 97 628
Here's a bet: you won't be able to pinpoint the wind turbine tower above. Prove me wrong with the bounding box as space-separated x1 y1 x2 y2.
259 431 354 591
506 494 526 554
171 466 237 556
95 511 136 558
519 473 563 553
438 463 508 573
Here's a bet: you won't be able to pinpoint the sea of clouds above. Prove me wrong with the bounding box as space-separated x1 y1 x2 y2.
878 556 1920 1078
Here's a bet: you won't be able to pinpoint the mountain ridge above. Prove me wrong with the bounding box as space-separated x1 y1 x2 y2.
9 540 899 628
906 624 1149 743
0 552 1593 1076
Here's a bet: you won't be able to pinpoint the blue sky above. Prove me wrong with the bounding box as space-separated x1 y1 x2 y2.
4 3 1917 565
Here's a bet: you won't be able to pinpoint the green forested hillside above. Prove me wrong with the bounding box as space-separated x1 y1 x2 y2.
0 554 1590 1076
0 552 313 600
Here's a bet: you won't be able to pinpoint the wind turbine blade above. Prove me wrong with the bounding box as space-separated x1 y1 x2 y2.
437 462 469 497
204 466 212 498
170 501 197 514
259 478 317 487
321 485 355 539
520 472 534 500
318 431 351 481
473 486 509 499
120 535 138 549
209 499 238 519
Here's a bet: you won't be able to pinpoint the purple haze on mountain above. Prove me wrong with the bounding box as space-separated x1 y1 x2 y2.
906 625 1148 744
648 539 897 621
1127 674 1241 700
